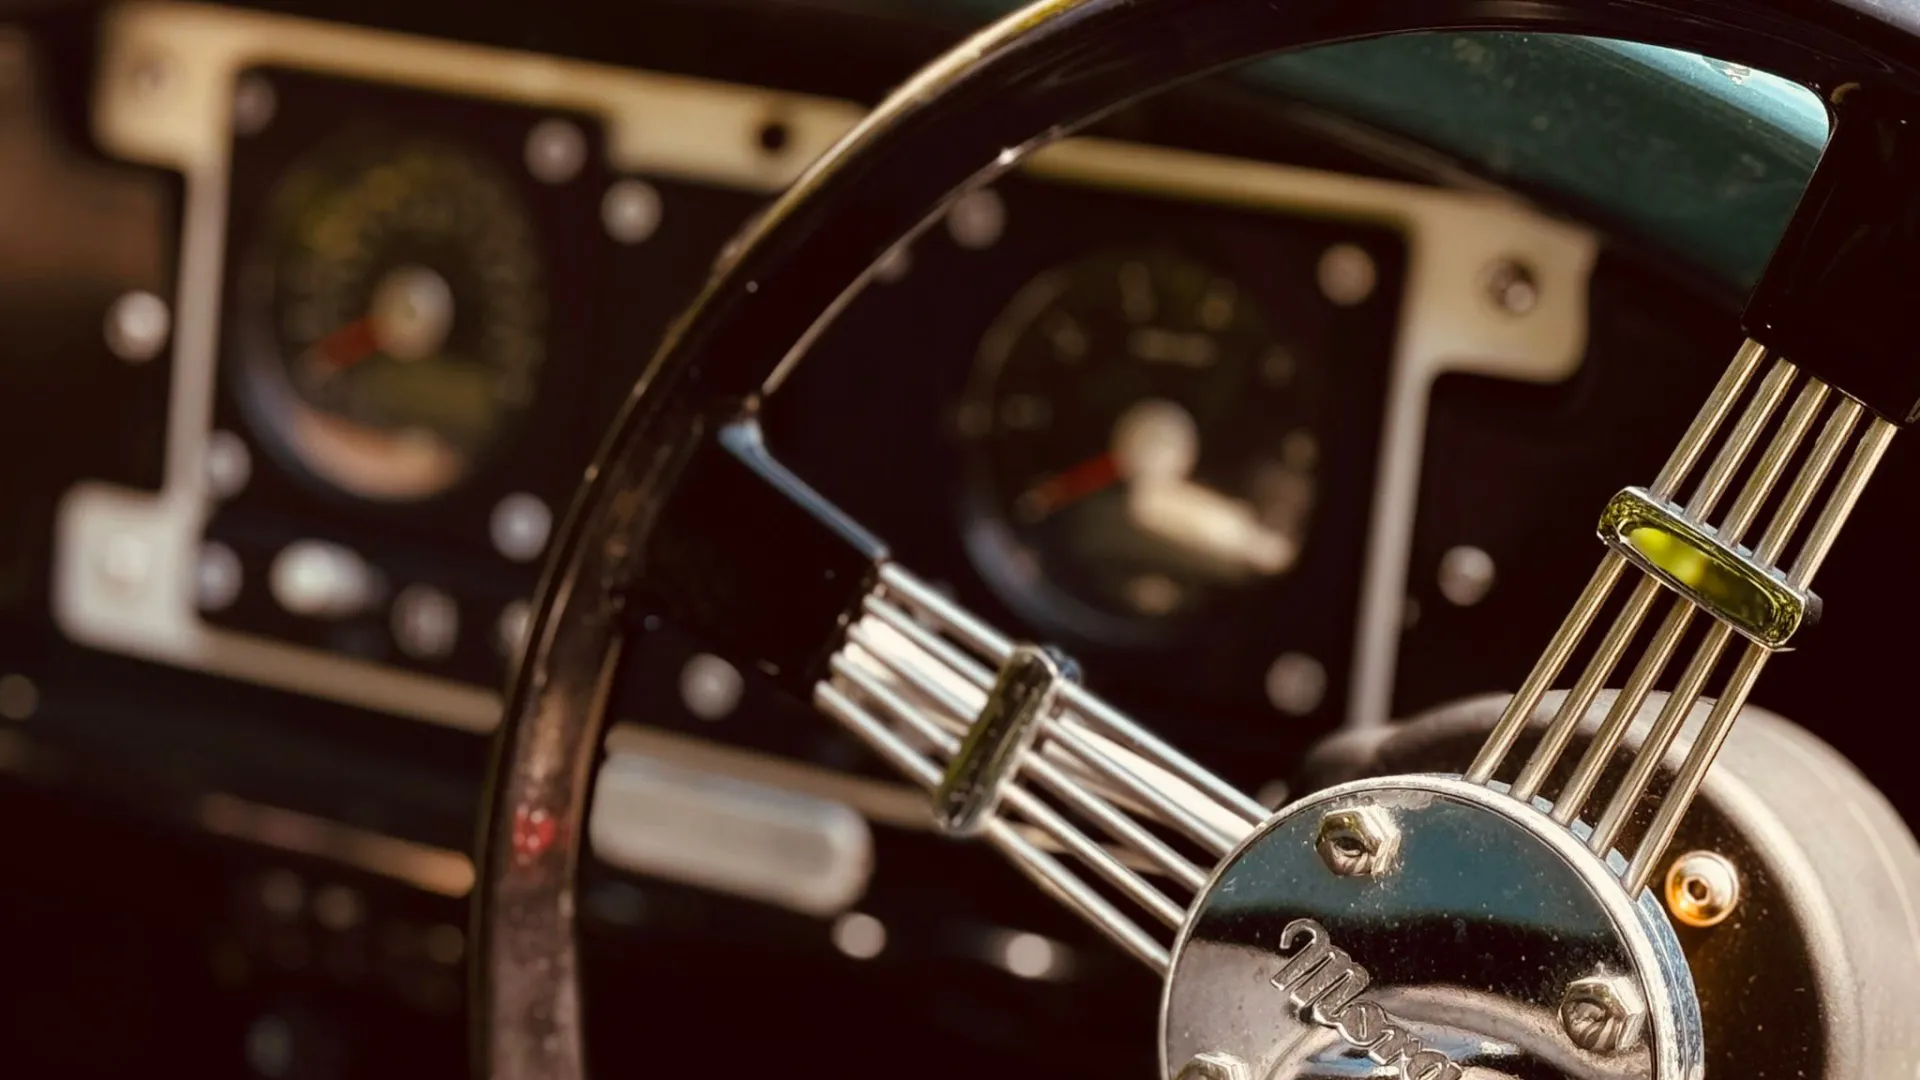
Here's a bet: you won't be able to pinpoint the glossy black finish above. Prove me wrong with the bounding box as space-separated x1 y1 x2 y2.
481 1 1920 1078
635 419 887 695
1745 83 1920 422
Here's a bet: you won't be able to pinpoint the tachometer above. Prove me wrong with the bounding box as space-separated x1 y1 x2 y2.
961 247 1325 643
232 135 547 502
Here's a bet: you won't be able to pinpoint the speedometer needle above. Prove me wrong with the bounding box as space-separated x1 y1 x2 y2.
1015 451 1118 521
312 317 379 370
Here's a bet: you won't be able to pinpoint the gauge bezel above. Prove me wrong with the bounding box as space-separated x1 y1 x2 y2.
196 63 681 692
956 236 1352 650
228 128 550 505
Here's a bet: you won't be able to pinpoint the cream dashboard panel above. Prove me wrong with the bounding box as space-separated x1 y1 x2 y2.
54 1 1597 734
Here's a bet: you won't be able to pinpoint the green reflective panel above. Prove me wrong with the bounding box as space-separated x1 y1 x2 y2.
1245 34 1826 292
915 2 1830 291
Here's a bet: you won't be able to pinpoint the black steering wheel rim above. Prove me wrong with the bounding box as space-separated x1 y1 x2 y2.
473 2 1920 1077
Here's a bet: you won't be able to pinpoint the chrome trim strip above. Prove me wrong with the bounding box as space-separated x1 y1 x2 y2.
589 753 874 917
197 792 477 897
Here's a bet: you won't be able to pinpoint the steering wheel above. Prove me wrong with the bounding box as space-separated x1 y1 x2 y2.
474 1 1920 1078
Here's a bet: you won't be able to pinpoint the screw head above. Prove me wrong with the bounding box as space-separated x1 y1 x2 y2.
1560 973 1647 1054
525 118 587 184
1175 1052 1248 1080
1485 258 1541 315
1437 545 1497 607
104 290 170 363
1315 804 1401 877
1665 850 1741 928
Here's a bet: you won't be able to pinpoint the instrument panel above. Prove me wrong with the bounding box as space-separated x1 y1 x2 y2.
52 3 1597 769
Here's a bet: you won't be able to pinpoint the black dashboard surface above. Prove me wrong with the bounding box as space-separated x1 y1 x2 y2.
0 4 1911 1080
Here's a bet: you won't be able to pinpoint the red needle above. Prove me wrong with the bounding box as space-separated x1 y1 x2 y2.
1017 451 1119 521
311 317 380 370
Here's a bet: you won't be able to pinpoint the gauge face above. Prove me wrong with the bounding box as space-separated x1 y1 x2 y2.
233 136 547 502
962 248 1325 642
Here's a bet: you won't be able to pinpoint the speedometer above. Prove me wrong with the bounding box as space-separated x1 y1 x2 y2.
231 135 547 502
961 246 1326 644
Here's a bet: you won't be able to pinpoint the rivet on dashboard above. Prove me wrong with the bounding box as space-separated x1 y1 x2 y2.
103 289 169 363
392 584 459 660
831 911 886 960
1315 805 1401 877
1485 258 1541 315
679 653 744 721
1665 850 1741 927
312 884 366 932
127 50 173 100
271 540 377 618
994 930 1067 980
490 492 553 563
206 429 253 499
947 188 1005 250
1438 545 1497 607
525 118 587 184
196 541 243 613
97 530 153 595
601 179 663 245
1266 652 1326 716
0 673 38 722
1316 243 1376 306
233 73 277 136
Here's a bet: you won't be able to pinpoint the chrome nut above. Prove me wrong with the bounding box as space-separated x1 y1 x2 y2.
1174 1052 1249 1080
1315 805 1400 877
1560 973 1648 1054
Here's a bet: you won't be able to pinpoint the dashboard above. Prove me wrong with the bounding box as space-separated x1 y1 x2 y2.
0 3 1904 1080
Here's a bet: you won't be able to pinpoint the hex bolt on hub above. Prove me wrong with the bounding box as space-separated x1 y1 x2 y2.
1559 973 1648 1055
1314 805 1401 877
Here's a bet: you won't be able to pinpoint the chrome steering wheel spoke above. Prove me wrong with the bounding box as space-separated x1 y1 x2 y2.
619 410 1265 972
1464 339 1896 892
819 562 1266 971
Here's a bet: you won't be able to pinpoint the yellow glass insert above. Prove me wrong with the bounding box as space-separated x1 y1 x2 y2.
1596 488 1811 650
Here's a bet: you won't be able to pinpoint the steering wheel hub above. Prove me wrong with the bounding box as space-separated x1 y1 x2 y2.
1162 776 1702 1080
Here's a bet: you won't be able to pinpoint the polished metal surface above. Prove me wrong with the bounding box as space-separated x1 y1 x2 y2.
1597 486 1814 649
1662 850 1740 928
1303 691 1920 1079
1465 338 1766 786
933 643 1061 836
1313 805 1400 878
811 563 1273 970
587 754 873 917
1161 775 1701 1080
1460 339 1897 893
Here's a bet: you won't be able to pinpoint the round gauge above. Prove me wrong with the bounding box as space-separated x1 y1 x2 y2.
233 136 547 502
961 247 1325 643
